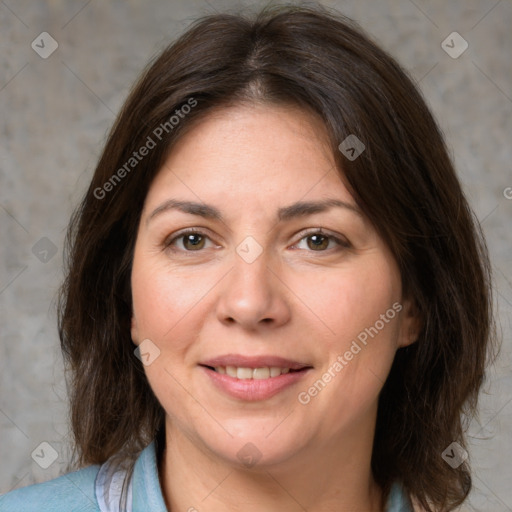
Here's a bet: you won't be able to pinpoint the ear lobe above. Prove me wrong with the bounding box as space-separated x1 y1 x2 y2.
398 298 422 348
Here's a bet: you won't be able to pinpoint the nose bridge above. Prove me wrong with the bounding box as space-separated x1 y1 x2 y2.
215 238 290 328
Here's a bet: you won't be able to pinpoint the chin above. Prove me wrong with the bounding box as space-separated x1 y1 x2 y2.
195 420 312 470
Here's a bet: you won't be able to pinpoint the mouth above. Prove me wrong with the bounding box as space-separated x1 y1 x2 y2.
200 365 309 379
198 354 313 401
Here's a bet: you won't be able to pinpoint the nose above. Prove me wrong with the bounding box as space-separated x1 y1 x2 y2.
215 248 291 331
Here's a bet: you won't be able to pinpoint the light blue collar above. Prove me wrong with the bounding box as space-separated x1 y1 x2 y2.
95 441 167 512
385 478 414 511
96 441 413 511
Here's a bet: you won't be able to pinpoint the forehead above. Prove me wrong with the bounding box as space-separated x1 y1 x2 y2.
144 103 353 210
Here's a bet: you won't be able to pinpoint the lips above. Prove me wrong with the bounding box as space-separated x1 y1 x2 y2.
199 354 313 401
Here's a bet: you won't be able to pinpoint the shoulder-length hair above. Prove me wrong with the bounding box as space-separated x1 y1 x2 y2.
58 4 496 511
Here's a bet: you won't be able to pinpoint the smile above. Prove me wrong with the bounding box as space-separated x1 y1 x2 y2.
200 364 312 401
211 366 295 379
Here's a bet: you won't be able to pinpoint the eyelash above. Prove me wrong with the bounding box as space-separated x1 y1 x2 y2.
163 228 351 254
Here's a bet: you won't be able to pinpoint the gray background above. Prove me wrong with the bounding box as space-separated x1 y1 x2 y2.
0 0 511 510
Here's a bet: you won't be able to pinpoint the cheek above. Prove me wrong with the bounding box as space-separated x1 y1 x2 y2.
292 257 400 348
295 255 401 406
297 258 402 420
131 253 218 344
130 255 211 423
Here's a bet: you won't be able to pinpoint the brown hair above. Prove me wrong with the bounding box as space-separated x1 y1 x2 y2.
58 4 497 511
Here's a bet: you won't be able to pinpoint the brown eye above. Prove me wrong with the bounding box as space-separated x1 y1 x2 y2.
306 234 330 251
293 230 350 253
182 233 206 250
165 230 215 252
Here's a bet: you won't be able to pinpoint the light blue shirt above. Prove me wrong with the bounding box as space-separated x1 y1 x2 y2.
0 441 413 511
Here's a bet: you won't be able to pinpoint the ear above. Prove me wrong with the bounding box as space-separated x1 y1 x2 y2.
131 315 141 346
397 297 422 349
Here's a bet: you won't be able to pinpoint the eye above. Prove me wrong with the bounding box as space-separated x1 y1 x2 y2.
292 229 350 252
164 228 349 254
164 229 216 252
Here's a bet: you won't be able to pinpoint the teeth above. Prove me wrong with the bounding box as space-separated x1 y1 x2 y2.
214 366 295 379
270 367 281 377
226 366 238 378
237 367 253 379
253 367 270 379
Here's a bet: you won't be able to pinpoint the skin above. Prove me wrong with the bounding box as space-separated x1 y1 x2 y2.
130 103 420 512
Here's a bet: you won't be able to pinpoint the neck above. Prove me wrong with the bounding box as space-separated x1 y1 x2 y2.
159 422 384 512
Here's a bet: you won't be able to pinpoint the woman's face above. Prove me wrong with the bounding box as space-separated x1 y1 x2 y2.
131 103 418 468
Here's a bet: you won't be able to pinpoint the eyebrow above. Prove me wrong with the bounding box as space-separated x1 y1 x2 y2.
146 198 362 226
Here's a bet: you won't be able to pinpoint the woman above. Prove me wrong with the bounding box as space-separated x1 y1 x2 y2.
1 4 496 511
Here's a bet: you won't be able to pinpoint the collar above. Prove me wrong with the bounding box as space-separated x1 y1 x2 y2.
96 441 413 511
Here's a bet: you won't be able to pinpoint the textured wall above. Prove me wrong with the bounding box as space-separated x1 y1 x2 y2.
1 1 511 510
